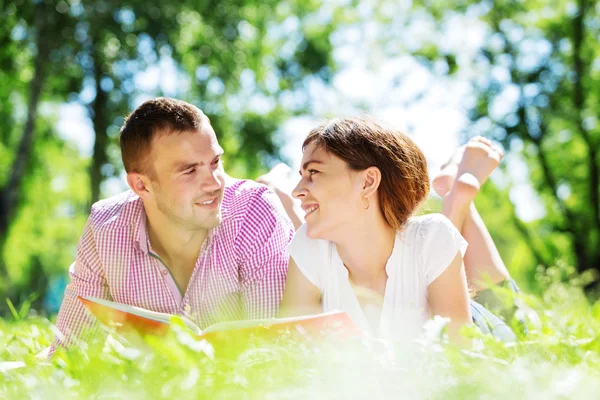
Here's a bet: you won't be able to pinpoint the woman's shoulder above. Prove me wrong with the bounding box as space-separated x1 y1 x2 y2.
404 213 464 255
407 213 467 285
406 213 454 236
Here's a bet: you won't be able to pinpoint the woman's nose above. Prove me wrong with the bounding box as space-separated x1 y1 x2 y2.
291 179 305 199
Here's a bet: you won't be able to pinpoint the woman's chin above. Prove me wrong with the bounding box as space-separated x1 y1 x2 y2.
305 223 323 239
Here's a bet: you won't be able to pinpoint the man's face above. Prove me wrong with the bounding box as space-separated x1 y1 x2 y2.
146 120 225 231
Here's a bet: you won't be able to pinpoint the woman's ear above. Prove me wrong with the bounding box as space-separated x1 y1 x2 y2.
362 166 382 199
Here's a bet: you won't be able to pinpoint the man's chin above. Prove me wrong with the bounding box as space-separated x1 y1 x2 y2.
201 211 223 230
212 212 223 227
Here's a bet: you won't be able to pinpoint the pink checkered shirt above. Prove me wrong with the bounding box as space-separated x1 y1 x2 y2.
53 179 294 348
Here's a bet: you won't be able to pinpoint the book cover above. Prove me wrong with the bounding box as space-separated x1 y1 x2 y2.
78 296 360 347
77 296 201 336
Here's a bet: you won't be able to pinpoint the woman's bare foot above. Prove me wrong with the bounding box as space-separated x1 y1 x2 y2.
432 146 465 197
255 163 292 189
450 136 503 203
256 163 304 230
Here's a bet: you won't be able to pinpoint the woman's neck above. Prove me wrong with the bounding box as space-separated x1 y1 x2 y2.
334 217 397 284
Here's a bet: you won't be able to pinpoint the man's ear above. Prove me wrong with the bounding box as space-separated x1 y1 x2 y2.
127 172 153 200
361 166 382 199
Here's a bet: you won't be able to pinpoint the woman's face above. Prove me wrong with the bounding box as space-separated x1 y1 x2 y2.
292 142 364 240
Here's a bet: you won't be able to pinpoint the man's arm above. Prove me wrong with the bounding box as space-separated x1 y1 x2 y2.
237 187 295 320
51 218 111 353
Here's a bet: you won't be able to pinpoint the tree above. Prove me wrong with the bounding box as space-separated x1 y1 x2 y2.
165 0 336 177
402 0 600 292
0 0 81 281
471 0 599 290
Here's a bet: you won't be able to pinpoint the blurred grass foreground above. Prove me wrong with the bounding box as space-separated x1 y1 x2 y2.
1 270 600 399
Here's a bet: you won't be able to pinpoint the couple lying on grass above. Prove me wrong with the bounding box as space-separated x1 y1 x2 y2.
52 97 526 355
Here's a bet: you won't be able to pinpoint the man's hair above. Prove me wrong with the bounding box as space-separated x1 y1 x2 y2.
119 97 205 174
303 117 430 230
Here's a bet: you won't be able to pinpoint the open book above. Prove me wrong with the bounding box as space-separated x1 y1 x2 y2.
78 296 359 344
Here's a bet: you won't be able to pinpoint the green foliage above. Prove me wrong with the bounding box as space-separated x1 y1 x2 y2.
3 119 89 302
169 0 335 176
468 0 600 282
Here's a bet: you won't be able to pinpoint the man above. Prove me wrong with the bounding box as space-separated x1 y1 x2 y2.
53 97 294 350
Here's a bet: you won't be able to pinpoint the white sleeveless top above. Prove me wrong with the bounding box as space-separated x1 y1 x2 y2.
287 213 468 340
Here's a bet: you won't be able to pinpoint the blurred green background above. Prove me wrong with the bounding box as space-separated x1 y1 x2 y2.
0 0 599 316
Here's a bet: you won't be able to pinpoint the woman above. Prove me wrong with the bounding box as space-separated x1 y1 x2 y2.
275 117 516 343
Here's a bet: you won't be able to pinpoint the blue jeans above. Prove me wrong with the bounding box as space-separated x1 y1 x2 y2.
470 300 517 342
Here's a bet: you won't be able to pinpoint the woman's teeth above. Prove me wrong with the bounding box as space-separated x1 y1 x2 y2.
305 205 318 216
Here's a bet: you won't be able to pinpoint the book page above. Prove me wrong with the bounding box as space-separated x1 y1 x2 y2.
201 310 347 333
80 296 201 335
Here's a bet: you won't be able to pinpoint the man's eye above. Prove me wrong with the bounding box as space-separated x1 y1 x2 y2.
184 168 196 176
308 169 318 175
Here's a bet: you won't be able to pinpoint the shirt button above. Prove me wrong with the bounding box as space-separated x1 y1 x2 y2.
161 270 168 276
184 304 191 312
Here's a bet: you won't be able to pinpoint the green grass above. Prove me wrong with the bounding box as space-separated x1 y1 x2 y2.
1 279 599 399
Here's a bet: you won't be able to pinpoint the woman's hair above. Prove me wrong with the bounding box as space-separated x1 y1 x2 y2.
303 117 430 229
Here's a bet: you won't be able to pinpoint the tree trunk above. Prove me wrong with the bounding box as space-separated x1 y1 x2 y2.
572 0 600 235
510 211 547 268
88 47 110 206
0 11 48 281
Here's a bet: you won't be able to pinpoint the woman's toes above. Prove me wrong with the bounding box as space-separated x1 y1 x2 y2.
471 136 492 147
492 144 504 159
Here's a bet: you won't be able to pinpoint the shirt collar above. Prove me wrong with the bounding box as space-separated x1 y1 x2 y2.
133 204 150 254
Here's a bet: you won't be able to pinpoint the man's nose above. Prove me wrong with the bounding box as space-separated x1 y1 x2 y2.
202 169 222 192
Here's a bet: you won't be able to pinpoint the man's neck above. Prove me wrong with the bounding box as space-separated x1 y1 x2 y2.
144 208 208 268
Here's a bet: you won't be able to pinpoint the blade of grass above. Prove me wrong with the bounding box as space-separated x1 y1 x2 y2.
6 298 20 321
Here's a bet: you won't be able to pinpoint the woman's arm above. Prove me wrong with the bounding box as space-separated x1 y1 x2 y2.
427 251 472 345
278 257 322 317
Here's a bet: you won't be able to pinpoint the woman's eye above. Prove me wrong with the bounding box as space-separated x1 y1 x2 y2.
308 169 318 175
184 168 196 176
